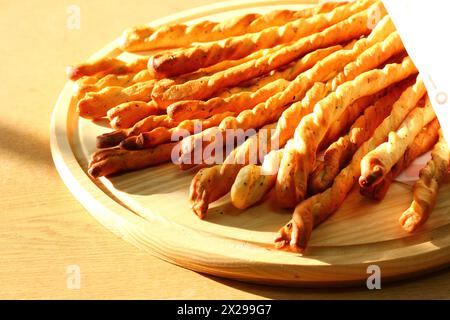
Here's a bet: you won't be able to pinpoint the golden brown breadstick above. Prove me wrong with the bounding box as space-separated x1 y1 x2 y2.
361 118 440 200
275 56 417 209
168 79 289 122
328 31 405 91
359 96 437 189
167 45 341 121
121 2 345 51
88 142 176 178
74 69 153 100
309 80 411 194
274 77 427 252
178 16 395 169
189 123 276 218
121 111 235 150
67 57 148 81
150 0 374 77
399 129 450 232
96 114 176 148
155 3 387 103
77 80 156 119
107 100 162 129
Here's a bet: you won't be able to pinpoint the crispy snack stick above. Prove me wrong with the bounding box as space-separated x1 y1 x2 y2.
318 91 386 151
168 79 290 122
275 56 417 208
399 129 450 232
150 0 373 77
155 3 387 103
121 2 345 51
359 96 437 188
310 81 411 194
189 83 328 214
178 17 395 168
96 114 177 148
87 142 176 178
74 69 153 100
107 100 162 129
151 43 289 108
121 111 235 150
189 123 277 218
230 141 290 210
274 77 427 252
167 46 341 121
361 118 440 200
77 80 156 119
328 31 405 91
67 57 148 81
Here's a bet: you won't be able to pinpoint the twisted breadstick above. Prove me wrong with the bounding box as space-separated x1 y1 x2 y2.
67 57 148 81
189 123 277 218
121 111 235 150
88 142 176 178
96 114 176 148
167 45 340 121
361 118 440 200
310 80 410 194
77 80 156 119
121 2 345 51
328 31 405 91
276 56 418 208
74 69 153 100
156 3 386 103
150 0 374 77
275 77 426 252
359 96 437 188
107 100 161 129
178 16 395 168
399 129 450 232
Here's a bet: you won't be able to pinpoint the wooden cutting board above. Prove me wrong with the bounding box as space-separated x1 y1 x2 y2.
50 0 450 287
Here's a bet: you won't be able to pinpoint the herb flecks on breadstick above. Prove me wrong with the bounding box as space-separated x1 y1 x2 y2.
275 76 426 252
150 0 374 77
275 56 417 209
359 96 437 189
361 118 440 200
399 129 450 232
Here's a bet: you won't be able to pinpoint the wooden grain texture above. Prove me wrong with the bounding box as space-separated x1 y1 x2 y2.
2 0 450 299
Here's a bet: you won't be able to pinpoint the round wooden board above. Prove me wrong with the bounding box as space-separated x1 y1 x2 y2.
51 0 450 287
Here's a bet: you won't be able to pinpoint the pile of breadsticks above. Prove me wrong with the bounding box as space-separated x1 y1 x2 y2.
67 0 450 254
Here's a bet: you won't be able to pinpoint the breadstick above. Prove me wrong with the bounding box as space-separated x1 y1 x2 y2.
178 16 395 168
74 69 153 100
155 3 388 103
107 100 161 129
77 80 156 119
96 114 176 148
167 46 340 121
399 129 450 232
274 77 426 252
230 141 291 210
121 2 345 51
121 111 235 150
67 57 148 81
88 142 176 178
150 0 374 77
189 123 276 218
359 96 437 189
310 80 411 194
361 118 440 200
275 56 417 208
328 31 405 91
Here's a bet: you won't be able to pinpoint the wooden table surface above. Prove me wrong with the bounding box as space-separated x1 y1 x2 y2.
1 0 450 299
